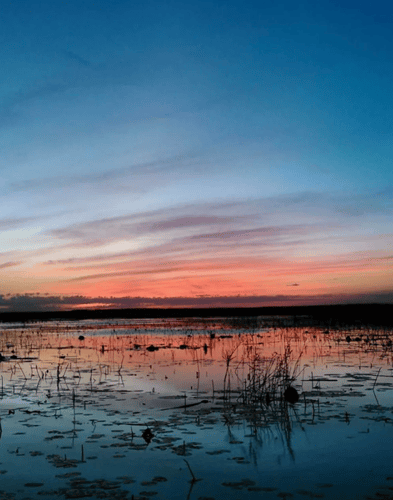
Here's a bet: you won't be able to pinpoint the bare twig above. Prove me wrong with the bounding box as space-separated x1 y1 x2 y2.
373 367 382 390
183 459 201 483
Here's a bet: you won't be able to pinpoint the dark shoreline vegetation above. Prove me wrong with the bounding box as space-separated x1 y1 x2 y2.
0 303 392 326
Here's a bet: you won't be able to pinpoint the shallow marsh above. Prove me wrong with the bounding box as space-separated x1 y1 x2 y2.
0 316 393 499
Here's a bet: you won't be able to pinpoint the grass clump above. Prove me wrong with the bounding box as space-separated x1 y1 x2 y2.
241 344 302 407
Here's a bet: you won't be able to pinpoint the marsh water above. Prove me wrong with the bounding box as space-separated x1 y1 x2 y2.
0 315 393 500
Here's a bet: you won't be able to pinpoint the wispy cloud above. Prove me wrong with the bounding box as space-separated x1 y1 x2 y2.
2 189 392 300
0 217 42 230
44 190 377 250
8 149 208 196
37 189 392 272
49 207 258 246
187 224 312 242
0 83 68 129
57 249 391 286
0 261 22 270
150 215 241 231
62 50 91 67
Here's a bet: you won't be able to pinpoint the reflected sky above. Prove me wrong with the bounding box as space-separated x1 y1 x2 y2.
0 317 393 499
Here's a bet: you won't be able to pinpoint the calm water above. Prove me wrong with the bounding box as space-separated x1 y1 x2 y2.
0 316 392 500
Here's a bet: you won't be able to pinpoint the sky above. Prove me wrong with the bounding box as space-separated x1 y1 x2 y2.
1 0 393 311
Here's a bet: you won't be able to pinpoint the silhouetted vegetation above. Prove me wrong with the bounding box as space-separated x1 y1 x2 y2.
0 303 391 326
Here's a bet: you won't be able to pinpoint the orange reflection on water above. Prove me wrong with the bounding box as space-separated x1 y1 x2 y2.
1 317 392 414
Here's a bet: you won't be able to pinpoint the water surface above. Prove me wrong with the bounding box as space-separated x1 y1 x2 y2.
0 316 392 499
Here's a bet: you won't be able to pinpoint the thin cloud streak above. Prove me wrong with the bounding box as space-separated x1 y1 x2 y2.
0 217 42 230
0 261 22 270
0 83 68 129
60 251 392 285
9 150 207 194
62 50 91 67
46 193 352 248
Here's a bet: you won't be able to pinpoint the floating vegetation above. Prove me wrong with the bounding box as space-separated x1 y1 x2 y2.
222 478 256 490
47 454 79 468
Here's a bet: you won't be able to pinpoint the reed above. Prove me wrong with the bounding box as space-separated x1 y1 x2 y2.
239 343 302 407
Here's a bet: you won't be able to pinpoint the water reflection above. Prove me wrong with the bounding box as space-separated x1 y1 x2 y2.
0 317 393 499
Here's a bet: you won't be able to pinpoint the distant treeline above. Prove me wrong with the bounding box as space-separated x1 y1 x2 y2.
0 304 391 327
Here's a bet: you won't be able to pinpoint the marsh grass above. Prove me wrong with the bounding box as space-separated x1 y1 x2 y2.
218 339 304 462
239 343 302 408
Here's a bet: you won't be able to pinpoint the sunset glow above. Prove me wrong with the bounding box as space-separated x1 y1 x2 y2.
1 0 392 311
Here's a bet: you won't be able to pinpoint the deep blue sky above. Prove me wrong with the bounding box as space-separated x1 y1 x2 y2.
1 0 392 309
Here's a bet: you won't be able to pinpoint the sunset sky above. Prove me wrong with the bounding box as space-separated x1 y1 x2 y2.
1 0 393 311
